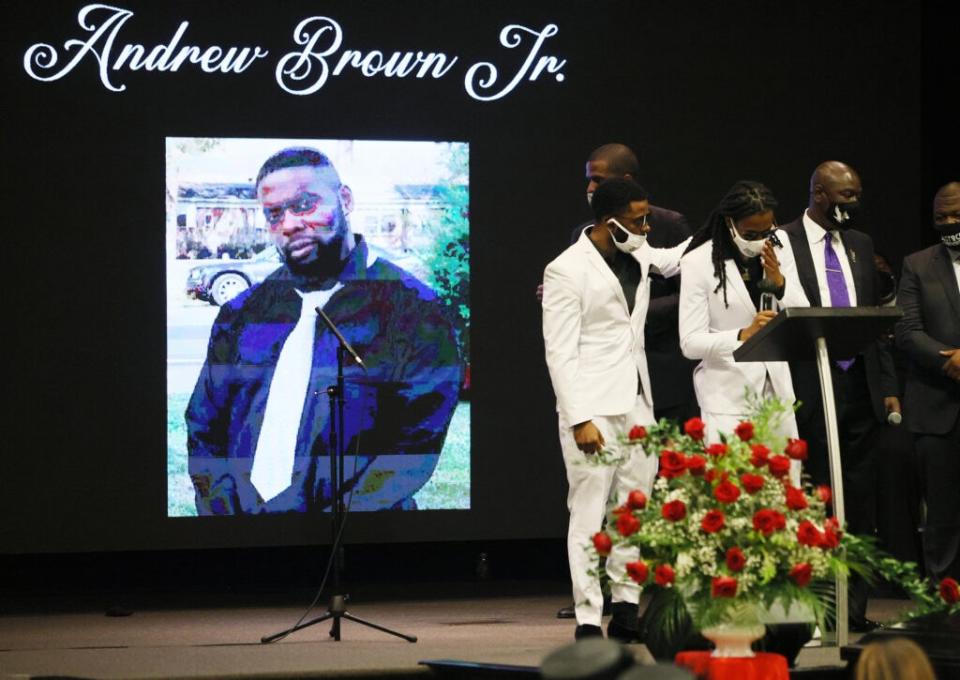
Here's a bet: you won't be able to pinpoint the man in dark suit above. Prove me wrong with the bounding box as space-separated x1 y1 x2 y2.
895 181 960 583
576 144 698 424
780 161 900 631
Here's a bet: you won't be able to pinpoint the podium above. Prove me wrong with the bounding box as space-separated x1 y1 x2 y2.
733 307 903 647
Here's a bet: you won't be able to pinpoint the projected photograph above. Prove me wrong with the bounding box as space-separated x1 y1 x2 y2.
166 138 470 516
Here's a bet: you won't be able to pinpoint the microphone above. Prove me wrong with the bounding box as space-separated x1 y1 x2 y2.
887 411 902 426
316 306 367 371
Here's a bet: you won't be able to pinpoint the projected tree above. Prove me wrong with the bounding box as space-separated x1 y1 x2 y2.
422 144 470 366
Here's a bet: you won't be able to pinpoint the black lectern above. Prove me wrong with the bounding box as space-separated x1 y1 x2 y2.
734 307 903 647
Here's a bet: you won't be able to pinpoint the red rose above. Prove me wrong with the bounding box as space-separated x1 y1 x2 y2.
821 527 841 549
659 449 688 479
940 577 960 604
816 485 832 504
714 480 741 504
662 500 687 522
726 547 746 572
768 455 792 478
785 485 808 511
684 417 706 441
750 444 770 468
735 421 755 441
628 425 647 441
711 576 738 598
612 504 630 517
655 564 676 586
686 454 707 476
824 517 840 533
740 473 765 494
701 509 726 533
753 509 786 536
797 520 823 547
626 560 649 584
785 438 808 461
706 443 728 457
616 512 641 537
790 563 813 587
593 532 612 556
704 469 718 483
627 489 648 510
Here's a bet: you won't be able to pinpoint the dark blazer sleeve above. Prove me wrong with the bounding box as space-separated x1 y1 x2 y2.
896 250 954 372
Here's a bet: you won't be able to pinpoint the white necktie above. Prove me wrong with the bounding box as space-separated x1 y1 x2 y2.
251 286 342 502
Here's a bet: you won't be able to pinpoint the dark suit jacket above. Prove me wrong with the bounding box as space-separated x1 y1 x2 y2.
571 204 696 410
895 244 960 435
780 216 898 423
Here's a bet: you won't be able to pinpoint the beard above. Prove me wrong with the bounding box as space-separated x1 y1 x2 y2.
282 204 350 279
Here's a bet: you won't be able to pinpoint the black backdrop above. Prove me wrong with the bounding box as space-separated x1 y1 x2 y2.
2 0 951 555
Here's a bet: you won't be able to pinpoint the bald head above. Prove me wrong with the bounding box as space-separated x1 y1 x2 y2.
934 181 960 233
809 161 861 194
808 160 863 229
588 144 640 178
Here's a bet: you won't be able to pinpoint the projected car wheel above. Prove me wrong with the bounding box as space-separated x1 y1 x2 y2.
210 272 250 306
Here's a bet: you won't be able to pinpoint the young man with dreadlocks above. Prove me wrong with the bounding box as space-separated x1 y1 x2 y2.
678 180 809 463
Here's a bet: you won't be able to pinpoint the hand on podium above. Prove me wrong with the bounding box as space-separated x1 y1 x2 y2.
739 310 777 342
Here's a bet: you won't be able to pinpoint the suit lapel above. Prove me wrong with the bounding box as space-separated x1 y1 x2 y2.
840 231 866 303
934 245 960 322
784 219 822 306
579 233 630 314
724 259 755 313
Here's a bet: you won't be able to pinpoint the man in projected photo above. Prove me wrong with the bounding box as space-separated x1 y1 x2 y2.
185 147 463 515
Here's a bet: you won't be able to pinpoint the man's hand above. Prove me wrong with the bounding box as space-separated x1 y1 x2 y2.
739 310 777 342
883 396 901 415
940 349 960 382
536 282 544 302
760 240 785 289
573 420 605 455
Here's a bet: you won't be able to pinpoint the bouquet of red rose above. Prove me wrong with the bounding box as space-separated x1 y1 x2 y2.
591 398 959 636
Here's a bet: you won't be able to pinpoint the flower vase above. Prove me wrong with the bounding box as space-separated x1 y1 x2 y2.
701 624 766 658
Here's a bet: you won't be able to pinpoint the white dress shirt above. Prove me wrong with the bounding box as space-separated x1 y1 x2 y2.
802 210 858 306
951 248 960 294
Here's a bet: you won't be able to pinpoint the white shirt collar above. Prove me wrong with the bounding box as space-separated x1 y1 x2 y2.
802 209 834 245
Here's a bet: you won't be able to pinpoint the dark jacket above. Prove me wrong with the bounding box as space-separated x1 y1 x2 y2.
895 244 960 435
780 216 898 423
186 237 463 515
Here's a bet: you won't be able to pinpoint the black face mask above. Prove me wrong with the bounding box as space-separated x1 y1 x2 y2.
827 201 861 229
938 225 960 251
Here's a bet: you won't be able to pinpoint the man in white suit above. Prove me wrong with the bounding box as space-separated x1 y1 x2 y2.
678 180 808 451
542 179 689 640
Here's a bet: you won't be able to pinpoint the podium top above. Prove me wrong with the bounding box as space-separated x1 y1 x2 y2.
733 307 903 363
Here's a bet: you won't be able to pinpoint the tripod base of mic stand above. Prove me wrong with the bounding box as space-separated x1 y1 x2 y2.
261 594 417 644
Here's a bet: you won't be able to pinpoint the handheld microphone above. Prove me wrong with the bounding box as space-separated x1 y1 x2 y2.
316 306 367 371
887 411 902 426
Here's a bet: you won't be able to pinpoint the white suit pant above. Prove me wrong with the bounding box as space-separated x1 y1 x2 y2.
560 395 658 626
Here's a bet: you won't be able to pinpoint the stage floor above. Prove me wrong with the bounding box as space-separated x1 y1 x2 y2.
0 584 914 679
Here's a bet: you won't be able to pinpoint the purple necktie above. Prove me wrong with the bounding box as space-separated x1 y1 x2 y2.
824 232 854 371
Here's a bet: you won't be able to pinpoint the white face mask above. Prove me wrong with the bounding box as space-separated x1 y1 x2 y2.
607 217 647 253
728 221 766 258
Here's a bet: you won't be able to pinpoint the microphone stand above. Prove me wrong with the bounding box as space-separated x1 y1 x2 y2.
261 310 417 644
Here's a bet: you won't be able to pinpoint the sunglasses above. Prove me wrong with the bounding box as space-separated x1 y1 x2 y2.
263 193 322 227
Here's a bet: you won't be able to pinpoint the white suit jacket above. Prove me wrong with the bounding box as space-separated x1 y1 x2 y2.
679 238 809 415
543 228 689 426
